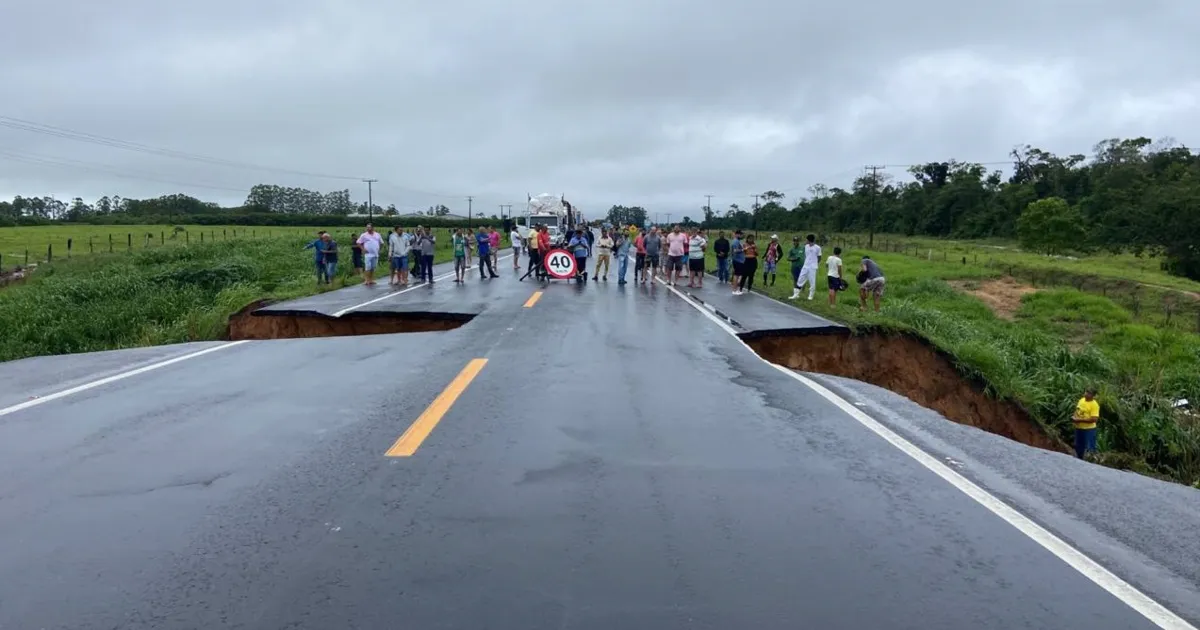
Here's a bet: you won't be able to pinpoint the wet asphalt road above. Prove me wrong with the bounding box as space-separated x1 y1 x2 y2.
0 254 1196 629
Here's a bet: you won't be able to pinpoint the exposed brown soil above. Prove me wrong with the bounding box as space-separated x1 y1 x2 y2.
745 330 1067 453
226 301 471 341
947 277 1037 320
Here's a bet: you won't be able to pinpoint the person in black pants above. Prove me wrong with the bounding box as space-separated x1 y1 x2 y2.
739 234 759 293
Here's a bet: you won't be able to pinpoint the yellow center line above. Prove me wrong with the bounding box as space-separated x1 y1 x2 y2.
523 291 543 308
385 358 488 457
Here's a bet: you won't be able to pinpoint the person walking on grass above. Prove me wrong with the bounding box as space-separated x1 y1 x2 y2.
510 226 523 270
763 234 781 286
595 229 614 281
736 233 759 295
321 232 338 281
388 226 412 286
789 234 822 301
1072 388 1100 460
786 235 803 291
857 255 885 311
826 246 845 306
476 227 499 279
452 229 468 283
713 231 730 283
687 227 707 289
350 232 365 279
303 231 331 284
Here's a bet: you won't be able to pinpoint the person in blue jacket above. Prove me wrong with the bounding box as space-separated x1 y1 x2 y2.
568 229 590 283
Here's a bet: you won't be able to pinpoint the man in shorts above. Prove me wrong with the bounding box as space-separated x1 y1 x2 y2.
826 246 845 306
387 225 411 286
665 225 687 285
644 227 662 281
488 226 501 269
356 224 383 286
858 255 886 312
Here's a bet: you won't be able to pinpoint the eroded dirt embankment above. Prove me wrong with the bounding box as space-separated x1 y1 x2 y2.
226 301 471 341
744 330 1066 453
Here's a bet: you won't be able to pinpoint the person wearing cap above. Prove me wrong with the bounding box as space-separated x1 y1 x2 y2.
763 234 781 286
789 233 822 301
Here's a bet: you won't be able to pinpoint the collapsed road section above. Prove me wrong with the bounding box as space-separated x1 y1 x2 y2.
742 328 1066 453
227 301 474 341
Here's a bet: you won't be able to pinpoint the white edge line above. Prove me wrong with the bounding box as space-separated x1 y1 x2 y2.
331 254 514 317
0 341 251 418
656 276 1194 630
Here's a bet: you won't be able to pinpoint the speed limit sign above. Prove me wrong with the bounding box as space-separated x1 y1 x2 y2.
543 248 577 279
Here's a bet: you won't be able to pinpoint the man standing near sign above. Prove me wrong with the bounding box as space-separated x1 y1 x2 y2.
569 228 590 283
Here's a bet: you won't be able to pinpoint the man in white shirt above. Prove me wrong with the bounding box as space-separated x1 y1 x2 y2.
789 233 821 300
356 224 384 287
510 227 523 269
687 228 707 289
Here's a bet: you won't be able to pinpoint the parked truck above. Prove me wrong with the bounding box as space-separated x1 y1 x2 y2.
519 193 579 247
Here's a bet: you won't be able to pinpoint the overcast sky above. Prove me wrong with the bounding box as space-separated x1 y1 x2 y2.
1 0 1197 219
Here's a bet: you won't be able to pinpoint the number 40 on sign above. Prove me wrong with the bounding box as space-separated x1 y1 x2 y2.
543 249 576 279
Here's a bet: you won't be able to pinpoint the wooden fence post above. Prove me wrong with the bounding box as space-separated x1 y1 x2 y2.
47 244 52 262
127 233 132 251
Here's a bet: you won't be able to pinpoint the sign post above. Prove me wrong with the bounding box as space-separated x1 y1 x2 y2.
543 248 577 280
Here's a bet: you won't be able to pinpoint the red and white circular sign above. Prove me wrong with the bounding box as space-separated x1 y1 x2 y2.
543 248 577 279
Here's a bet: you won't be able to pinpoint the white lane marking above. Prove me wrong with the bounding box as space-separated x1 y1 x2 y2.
331 254 514 317
0 341 251 418
656 277 1195 630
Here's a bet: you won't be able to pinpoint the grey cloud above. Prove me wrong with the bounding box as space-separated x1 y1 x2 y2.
1 0 1197 218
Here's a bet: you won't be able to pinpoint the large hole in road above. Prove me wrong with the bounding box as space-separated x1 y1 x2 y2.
226 301 473 341
742 329 1066 453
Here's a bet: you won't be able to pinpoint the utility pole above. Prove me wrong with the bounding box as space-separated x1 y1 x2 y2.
467 196 473 228
752 194 761 237
865 166 885 248
362 178 377 221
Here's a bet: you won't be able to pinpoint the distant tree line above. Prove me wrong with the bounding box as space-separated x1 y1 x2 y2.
0 184 492 230
673 137 1199 280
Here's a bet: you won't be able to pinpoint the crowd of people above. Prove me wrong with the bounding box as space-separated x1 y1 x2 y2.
550 224 888 312
304 223 888 312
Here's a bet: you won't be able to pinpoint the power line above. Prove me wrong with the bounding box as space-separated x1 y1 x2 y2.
0 149 251 193
0 115 365 181
0 113 492 201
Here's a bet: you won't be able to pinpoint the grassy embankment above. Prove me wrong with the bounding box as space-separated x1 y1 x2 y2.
0 229 474 363
702 232 1200 486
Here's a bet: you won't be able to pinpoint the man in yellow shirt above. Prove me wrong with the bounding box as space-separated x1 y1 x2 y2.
1072 388 1100 459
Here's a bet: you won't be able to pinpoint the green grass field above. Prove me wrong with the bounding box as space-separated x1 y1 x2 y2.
0 224 513 271
696 231 1200 485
